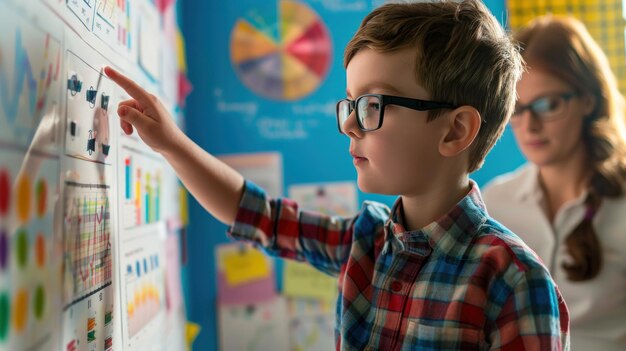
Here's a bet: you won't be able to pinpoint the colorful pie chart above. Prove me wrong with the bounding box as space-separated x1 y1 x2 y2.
230 0 332 101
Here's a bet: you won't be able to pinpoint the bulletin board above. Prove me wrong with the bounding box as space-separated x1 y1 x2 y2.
0 0 187 350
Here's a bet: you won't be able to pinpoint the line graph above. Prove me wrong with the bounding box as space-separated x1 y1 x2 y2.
63 181 112 308
0 22 61 145
96 0 116 26
0 30 36 124
92 0 131 51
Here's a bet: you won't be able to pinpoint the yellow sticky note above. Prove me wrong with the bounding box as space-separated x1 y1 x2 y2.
223 248 270 286
179 186 189 226
186 322 201 351
176 29 187 73
283 261 337 302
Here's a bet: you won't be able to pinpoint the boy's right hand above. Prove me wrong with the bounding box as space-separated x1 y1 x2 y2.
104 66 183 154
105 67 245 225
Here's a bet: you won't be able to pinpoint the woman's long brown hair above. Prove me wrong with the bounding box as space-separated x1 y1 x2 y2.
514 16 626 281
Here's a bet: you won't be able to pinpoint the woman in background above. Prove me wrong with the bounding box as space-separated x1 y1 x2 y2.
483 16 626 350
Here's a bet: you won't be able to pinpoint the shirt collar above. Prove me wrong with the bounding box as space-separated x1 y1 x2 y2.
385 180 489 259
513 163 588 207
511 163 542 202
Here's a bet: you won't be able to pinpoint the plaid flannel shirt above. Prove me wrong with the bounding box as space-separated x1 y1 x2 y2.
227 180 570 350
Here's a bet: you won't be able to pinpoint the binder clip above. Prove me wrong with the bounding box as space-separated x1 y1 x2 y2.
101 94 110 111
69 121 77 139
67 74 82 96
87 130 96 155
101 143 110 157
86 87 98 108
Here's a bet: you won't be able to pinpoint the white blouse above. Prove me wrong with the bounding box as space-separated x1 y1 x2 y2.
483 164 626 351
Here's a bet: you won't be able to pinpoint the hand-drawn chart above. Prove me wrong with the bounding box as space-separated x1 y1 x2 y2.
62 177 115 351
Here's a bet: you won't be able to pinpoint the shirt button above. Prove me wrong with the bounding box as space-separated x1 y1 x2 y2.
391 281 403 292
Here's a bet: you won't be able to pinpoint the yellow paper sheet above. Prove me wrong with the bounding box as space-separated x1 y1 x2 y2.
186 322 201 351
283 261 337 302
223 247 271 286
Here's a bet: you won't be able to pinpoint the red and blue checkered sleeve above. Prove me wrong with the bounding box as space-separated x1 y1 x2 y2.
227 180 356 276
488 265 570 350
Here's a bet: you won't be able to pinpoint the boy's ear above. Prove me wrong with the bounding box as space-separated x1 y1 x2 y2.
439 106 481 157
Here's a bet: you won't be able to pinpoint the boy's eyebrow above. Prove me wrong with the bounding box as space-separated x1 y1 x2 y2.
347 81 405 98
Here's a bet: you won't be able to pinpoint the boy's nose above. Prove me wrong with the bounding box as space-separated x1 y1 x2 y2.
342 111 364 138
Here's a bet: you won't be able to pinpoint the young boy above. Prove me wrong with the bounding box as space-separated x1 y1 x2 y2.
105 0 569 349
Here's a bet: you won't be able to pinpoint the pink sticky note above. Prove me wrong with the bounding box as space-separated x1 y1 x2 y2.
216 243 276 305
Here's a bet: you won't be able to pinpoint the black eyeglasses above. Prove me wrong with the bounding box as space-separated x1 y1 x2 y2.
336 94 456 134
510 92 578 128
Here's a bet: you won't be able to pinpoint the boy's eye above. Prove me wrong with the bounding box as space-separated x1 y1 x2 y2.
357 97 381 116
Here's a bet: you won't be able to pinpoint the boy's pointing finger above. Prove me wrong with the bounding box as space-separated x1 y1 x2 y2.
104 66 153 107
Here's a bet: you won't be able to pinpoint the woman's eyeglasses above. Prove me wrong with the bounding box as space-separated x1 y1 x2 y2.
510 92 578 128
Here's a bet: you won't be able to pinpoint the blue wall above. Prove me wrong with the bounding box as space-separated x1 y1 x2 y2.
180 1 523 349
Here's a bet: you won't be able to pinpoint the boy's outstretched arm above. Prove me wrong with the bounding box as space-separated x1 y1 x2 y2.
104 66 244 225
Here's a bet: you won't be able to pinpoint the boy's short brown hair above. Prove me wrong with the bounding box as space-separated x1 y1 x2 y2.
344 0 522 172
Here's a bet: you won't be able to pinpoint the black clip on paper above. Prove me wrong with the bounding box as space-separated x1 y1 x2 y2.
86 87 97 109
87 130 96 155
67 74 82 96
69 120 77 139
101 94 110 111
102 144 110 156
